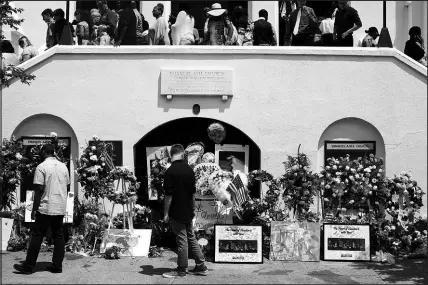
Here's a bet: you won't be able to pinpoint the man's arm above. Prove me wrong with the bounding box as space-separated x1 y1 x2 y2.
343 9 362 38
163 170 174 223
32 184 44 215
163 195 172 223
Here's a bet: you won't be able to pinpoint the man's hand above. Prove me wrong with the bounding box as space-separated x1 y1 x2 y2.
342 31 349 39
114 39 122 47
163 213 169 224
31 211 37 221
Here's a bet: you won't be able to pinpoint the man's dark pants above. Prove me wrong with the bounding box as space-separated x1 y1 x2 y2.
171 220 205 273
333 35 354 47
25 212 65 269
292 33 314 46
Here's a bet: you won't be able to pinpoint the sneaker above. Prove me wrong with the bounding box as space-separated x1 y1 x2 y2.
13 263 33 274
46 265 62 274
188 264 208 276
162 269 186 278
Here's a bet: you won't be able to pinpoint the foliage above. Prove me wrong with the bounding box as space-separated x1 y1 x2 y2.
105 167 140 205
148 246 164 258
1 0 36 87
76 135 115 200
112 204 151 229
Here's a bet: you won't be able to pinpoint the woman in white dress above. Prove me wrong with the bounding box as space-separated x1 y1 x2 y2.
171 10 195 45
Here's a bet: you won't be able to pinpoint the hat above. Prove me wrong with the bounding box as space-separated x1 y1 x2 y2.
207 3 226 17
366 27 379 36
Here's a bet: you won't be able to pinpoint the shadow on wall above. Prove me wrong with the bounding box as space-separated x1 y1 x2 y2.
316 117 386 171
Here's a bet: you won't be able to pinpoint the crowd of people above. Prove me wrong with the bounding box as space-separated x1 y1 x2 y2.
1 0 427 67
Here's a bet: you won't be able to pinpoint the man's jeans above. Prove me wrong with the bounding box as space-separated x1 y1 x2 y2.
25 212 65 269
171 220 205 273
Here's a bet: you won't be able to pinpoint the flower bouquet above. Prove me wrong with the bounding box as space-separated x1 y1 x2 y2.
106 167 140 205
194 163 220 197
208 170 234 207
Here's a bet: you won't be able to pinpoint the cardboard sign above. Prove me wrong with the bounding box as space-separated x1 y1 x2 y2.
1 218 14 252
270 221 320 261
25 191 74 223
194 200 233 231
323 224 371 261
214 225 263 263
100 229 152 257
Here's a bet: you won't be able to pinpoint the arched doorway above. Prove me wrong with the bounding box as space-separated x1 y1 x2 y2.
12 113 79 202
317 117 386 172
133 117 261 205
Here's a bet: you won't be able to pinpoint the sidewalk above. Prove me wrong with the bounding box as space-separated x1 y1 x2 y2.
1 250 426 284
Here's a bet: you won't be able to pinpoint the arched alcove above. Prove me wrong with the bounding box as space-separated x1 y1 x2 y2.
133 117 262 205
12 113 79 201
317 117 386 171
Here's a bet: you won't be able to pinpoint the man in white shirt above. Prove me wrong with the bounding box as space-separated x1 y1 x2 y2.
14 144 70 274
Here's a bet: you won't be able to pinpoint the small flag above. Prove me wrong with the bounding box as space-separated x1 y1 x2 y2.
103 151 115 171
226 174 248 207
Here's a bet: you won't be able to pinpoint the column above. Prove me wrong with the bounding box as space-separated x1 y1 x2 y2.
249 1 279 46
423 1 427 50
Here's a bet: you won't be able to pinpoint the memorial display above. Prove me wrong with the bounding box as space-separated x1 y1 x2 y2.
146 146 172 201
323 224 371 261
214 225 263 263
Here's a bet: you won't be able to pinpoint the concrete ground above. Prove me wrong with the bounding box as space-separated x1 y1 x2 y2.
1 250 426 284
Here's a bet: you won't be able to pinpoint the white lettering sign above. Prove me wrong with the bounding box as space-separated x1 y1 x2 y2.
23 138 69 146
326 143 374 150
161 69 233 96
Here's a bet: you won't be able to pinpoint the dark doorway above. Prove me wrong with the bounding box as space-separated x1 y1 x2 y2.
134 117 261 206
171 1 248 42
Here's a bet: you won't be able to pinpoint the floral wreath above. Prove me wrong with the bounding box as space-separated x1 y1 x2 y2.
106 167 140 205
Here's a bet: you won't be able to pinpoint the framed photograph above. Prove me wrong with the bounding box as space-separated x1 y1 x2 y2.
215 144 249 174
270 221 320 261
214 225 263 264
323 224 371 261
146 146 171 200
324 141 376 166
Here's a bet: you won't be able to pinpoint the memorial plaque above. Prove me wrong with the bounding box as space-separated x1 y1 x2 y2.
161 69 233 96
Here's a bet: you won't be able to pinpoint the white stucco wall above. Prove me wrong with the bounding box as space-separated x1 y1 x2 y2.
2 46 427 216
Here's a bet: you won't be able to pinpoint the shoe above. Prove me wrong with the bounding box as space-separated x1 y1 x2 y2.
162 269 186 278
13 263 33 274
188 264 208 276
46 265 62 274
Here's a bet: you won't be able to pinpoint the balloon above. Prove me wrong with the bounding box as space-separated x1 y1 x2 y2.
207 122 226 144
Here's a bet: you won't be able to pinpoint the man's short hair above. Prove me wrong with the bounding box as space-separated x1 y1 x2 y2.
259 9 268 18
42 144 55 155
170 144 184 157
409 26 421 36
41 8 53 17
53 8 65 18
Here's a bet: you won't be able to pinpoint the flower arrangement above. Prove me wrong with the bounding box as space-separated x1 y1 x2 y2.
104 245 121 259
194 163 220 197
148 147 171 201
385 171 425 220
113 204 151 229
105 167 140 205
208 170 234 207
76 135 115 200
281 150 322 221
320 154 388 219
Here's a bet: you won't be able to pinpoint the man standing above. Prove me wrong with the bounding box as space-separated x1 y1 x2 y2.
97 0 118 41
285 0 318 46
41 9 55 50
162 144 208 278
114 1 137 46
333 0 362 47
13 144 70 274
253 9 277 46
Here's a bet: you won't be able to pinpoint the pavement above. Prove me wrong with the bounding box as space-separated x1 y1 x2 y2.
1 250 427 284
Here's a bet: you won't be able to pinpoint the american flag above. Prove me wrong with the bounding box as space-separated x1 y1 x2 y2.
101 143 115 171
226 174 248 207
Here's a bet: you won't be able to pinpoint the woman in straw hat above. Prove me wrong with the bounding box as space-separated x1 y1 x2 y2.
204 3 236 46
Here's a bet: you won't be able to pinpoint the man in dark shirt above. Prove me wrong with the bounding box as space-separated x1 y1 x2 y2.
97 0 118 41
52 8 76 46
333 0 362 47
114 1 136 46
253 9 277 46
162 144 208 278
285 0 318 46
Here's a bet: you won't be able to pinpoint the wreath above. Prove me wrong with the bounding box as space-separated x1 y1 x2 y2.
105 167 140 205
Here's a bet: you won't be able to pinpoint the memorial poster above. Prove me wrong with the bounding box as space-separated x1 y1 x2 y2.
323 224 371 261
146 146 171 200
194 200 233 231
214 225 263 263
215 144 249 174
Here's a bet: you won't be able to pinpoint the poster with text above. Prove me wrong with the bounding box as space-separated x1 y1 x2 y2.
146 146 172 201
323 224 371 261
270 221 320 261
214 225 263 263
324 141 376 166
25 190 74 223
215 144 249 174
194 200 233 231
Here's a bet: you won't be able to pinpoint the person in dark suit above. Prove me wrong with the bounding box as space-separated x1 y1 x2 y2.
252 9 277 46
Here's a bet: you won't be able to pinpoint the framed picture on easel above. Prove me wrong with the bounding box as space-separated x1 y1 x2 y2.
214 144 249 174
